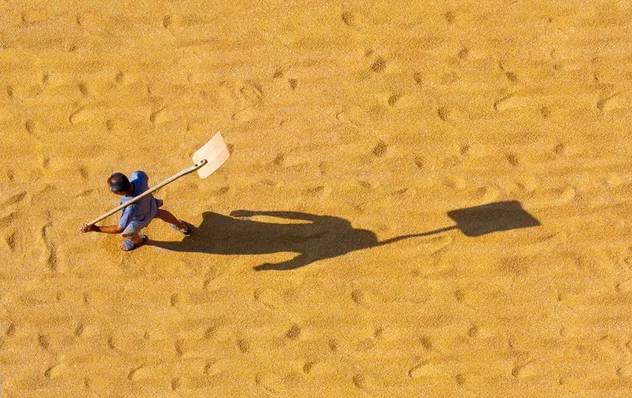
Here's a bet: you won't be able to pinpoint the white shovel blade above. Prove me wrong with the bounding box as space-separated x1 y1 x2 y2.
192 132 230 178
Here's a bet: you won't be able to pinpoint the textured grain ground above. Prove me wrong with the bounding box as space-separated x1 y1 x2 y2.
1 1 632 397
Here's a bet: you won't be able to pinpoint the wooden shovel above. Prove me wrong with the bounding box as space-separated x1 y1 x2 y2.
84 132 230 227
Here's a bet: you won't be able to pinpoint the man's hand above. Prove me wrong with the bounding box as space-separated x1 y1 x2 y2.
80 224 98 233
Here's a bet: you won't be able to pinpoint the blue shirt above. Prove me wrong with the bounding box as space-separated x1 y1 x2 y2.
118 171 158 229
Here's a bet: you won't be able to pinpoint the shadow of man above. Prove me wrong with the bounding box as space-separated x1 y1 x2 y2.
149 201 539 271
149 210 450 271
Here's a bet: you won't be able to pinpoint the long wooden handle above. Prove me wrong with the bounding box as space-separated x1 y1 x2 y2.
86 160 207 226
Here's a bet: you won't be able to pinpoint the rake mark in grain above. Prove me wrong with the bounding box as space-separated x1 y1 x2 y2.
127 363 144 381
42 216 58 271
69 106 85 124
149 106 167 123
44 364 57 378
493 94 513 111
512 360 535 377
241 80 263 104
597 92 621 112
408 361 432 378
4 191 26 206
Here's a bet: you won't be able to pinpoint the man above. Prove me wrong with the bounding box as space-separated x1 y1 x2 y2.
80 170 191 250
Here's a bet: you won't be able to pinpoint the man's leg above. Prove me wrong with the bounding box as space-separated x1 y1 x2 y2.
123 232 144 246
155 209 187 230
121 224 146 250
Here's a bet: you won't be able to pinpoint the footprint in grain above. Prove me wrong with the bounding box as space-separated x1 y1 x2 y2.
408 361 436 378
78 82 88 96
238 338 250 353
437 106 450 121
74 322 85 337
254 288 284 309
596 92 621 112
372 141 387 157
371 57 386 73
174 339 185 356
615 278 632 292
44 363 66 379
286 324 301 340
273 153 285 166
38 334 50 350
352 373 377 391
255 372 284 394
341 11 355 26
512 360 536 378
388 94 401 107
127 363 145 381
413 72 423 85
505 71 518 82
540 106 551 119
351 289 373 307
240 80 263 104
5 232 17 251
232 107 257 122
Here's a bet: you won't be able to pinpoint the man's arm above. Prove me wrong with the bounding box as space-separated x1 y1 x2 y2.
81 203 135 234
81 224 124 234
98 225 124 233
